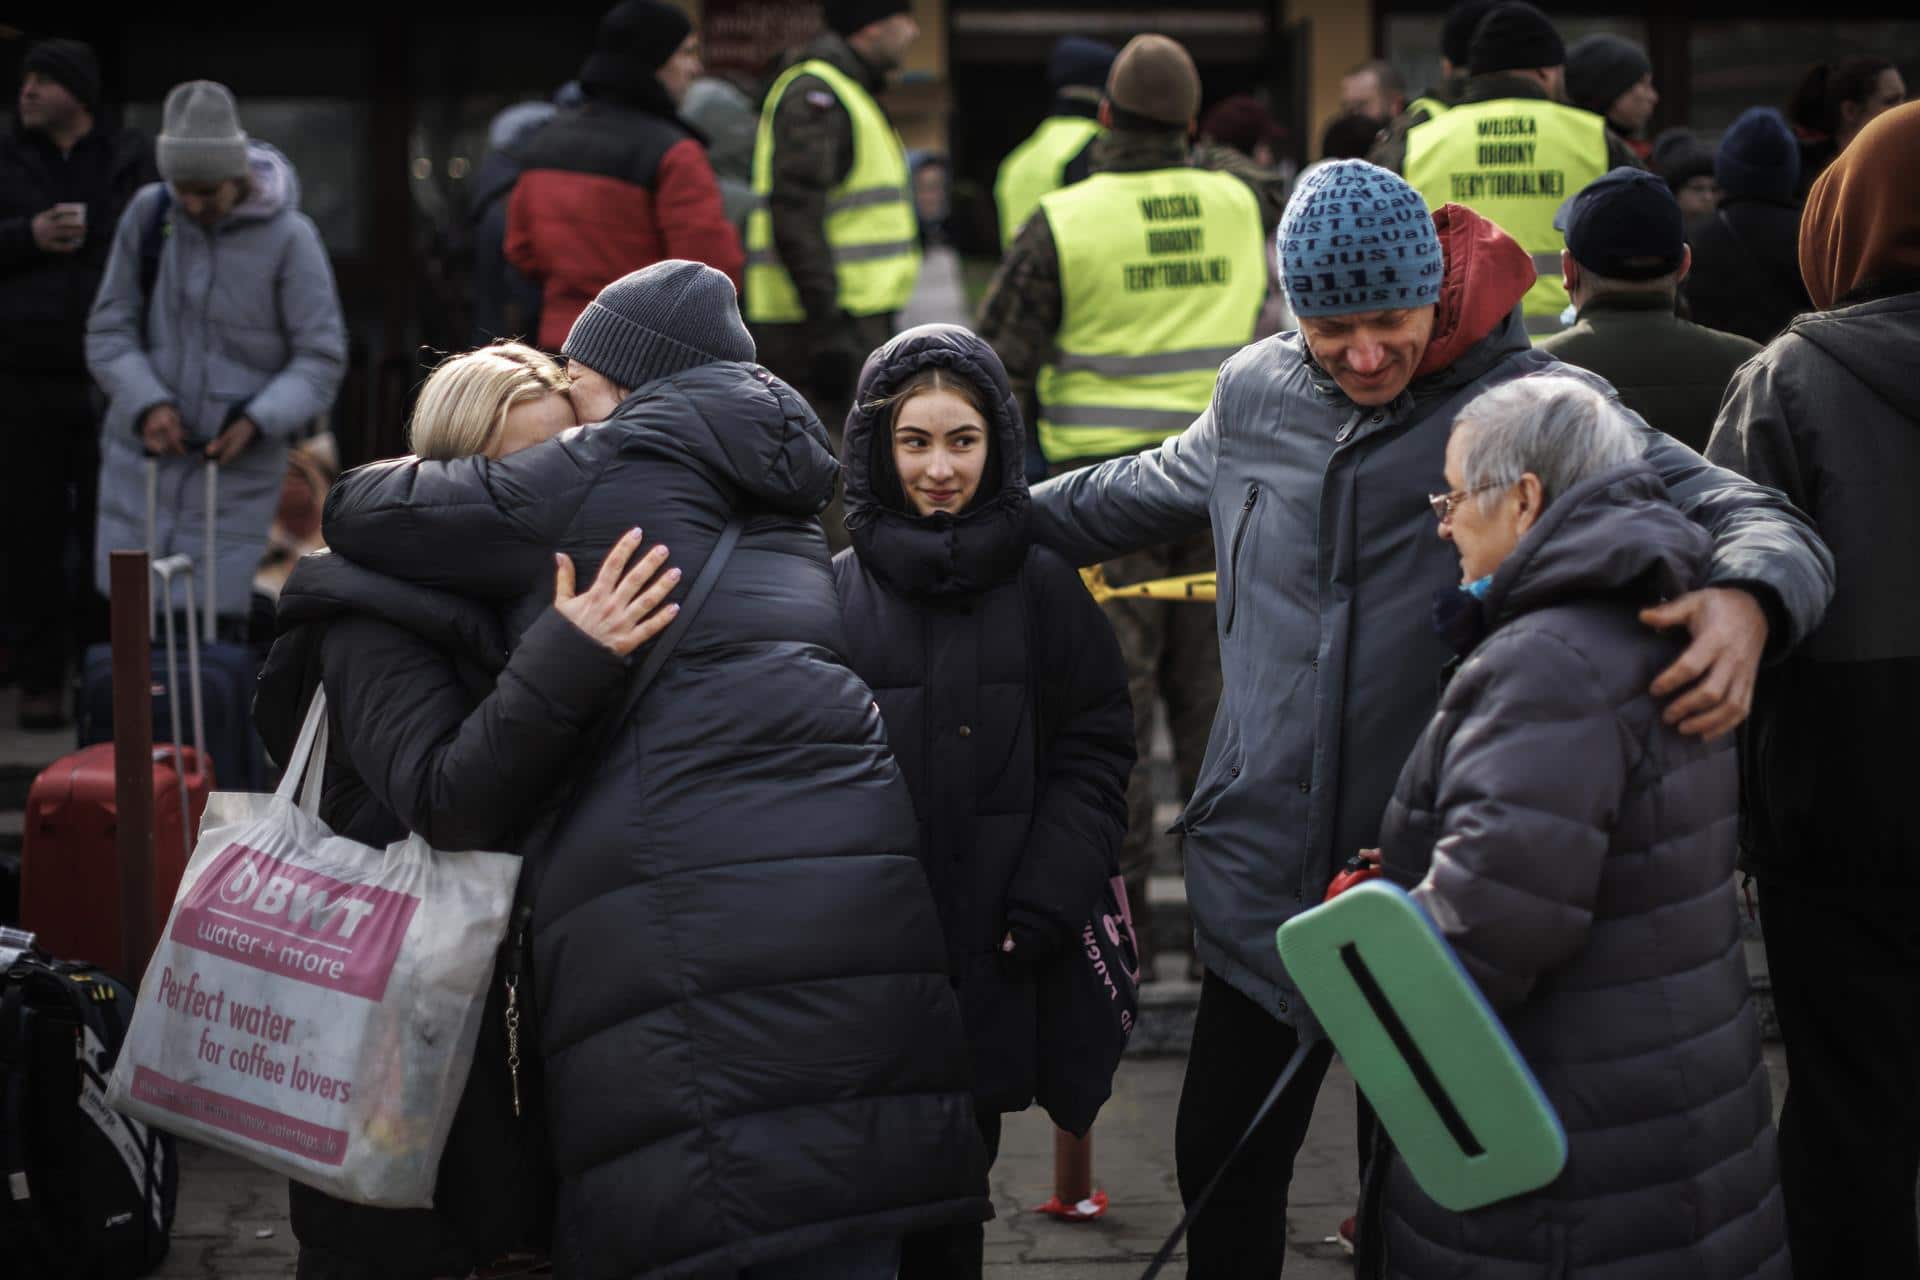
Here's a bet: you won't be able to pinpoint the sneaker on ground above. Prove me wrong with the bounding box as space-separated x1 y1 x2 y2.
1032 1190 1110 1222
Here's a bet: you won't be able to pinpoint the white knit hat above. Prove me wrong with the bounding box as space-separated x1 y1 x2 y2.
156 81 249 184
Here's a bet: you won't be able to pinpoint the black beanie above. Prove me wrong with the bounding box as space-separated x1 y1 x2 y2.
825 0 911 39
1565 34 1651 116
562 260 756 391
1048 36 1118 92
1650 127 1715 190
1469 2 1566 77
1440 0 1498 69
23 38 102 114
579 0 693 96
1715 107 1801 204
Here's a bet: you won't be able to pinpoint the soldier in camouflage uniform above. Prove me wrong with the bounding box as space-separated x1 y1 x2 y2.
750 0 920 550
976 37 1280 981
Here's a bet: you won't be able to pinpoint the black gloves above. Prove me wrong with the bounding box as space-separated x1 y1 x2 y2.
1001 900 1079 973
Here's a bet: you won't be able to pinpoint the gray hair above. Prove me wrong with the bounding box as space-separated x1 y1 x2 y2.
1451 376 1641 515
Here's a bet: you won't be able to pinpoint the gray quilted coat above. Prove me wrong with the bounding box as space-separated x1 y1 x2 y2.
1375 461 1789 1278
86 142 345 616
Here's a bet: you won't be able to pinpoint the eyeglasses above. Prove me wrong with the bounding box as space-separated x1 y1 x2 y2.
1428 482 1501 524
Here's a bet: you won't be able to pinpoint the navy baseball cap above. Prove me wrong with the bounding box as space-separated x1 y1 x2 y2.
1553 166 1686 280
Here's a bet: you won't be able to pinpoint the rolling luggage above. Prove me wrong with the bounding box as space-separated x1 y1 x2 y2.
22 556 214 977
77 459 267 792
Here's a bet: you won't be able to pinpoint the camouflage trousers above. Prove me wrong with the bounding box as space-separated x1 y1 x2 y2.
1098 529 1222 880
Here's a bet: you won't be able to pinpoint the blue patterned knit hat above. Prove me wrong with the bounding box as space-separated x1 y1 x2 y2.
1278 160 1444 318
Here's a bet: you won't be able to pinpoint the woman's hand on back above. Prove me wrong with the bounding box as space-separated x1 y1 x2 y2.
554 528 681 656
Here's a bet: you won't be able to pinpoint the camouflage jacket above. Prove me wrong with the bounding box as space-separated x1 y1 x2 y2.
1371 72 1644 175
1367 76 1464 170
761 31 888 330
976 130 1286 432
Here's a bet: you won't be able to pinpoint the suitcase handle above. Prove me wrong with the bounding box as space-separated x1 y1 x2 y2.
152 555 209 851
144 458 219 639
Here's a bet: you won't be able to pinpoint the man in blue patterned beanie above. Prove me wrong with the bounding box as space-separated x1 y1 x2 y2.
1025 154 1834 1277
1277 158 1444 403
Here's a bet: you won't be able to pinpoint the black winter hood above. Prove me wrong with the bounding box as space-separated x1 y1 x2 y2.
618 362 838 516
842 325 1032 597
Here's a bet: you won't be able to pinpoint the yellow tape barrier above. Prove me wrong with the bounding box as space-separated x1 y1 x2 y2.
1079 564 1217 604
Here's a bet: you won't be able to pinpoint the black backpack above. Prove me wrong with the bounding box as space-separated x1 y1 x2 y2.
0 949 177 1278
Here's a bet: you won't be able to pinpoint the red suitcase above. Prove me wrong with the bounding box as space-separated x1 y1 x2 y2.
19 743 210 975
20 555 215 975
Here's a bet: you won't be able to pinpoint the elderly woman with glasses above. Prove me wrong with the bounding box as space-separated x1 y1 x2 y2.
1362 375 1789 1278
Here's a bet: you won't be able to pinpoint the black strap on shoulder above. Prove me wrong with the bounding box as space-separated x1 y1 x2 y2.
588 513 748 764
137 188 172 346
1138 1040 1327 1279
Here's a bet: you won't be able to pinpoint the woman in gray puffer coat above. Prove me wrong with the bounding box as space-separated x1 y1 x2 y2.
1370 375 1788 1278
87 81 345 624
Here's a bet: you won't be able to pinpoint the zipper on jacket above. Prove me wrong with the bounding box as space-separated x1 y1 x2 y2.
502 904 532 1119
1223 482 1261 635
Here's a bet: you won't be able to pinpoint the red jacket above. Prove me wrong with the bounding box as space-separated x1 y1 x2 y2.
506 103 744 351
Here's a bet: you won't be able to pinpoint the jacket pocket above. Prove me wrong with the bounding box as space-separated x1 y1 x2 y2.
1222 481 1261 635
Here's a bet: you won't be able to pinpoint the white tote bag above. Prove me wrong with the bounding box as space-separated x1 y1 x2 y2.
106 687 522 1207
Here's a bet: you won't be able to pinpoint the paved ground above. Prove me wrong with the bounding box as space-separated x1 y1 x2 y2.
0 685 1800 1279
155 1048 1795 1279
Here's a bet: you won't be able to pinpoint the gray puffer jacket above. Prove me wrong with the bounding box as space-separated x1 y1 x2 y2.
1707 289 1920 895
1028 216 1835 1030
87 142 346 616
1374 462 1787 1278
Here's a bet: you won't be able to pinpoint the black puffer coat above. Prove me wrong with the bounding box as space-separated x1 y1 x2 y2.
831 325 1133 1119
1684 199 1813 345
1375 463 1787 1278
322 360 990 1280
255 552 626 1275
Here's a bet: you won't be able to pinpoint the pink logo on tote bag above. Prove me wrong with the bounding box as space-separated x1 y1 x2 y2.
172 842 420 1001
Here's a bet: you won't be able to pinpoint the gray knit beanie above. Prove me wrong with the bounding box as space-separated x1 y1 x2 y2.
561 260 756 390
156 81 249 184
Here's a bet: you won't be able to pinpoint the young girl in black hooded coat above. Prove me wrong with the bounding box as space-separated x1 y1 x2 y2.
831 324 1136 1277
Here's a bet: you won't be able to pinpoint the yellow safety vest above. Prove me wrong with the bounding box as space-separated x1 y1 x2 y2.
1406 96 1450 123
745 59 921 324
1036 168 1265 464
995 115 1104 250
1404 97 1609 337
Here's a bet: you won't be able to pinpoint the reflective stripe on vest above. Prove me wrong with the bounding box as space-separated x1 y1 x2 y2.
995 116 1104 250
1404 99 1609 333
745 60 921 324
1036 168 1265 463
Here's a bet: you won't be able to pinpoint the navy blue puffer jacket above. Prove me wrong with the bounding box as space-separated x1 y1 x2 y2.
322 360 989 1279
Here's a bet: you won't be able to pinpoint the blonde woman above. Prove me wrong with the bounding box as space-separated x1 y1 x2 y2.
253 341 680 1280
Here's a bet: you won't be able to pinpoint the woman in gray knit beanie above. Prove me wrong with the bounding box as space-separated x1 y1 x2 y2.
156 80 252 226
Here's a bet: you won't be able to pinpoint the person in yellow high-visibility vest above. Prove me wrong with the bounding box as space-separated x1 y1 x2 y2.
976 34 1268 992
1368 0 1496 170
1387 1 1643 343
994 37 1116 251
746 0 922 550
